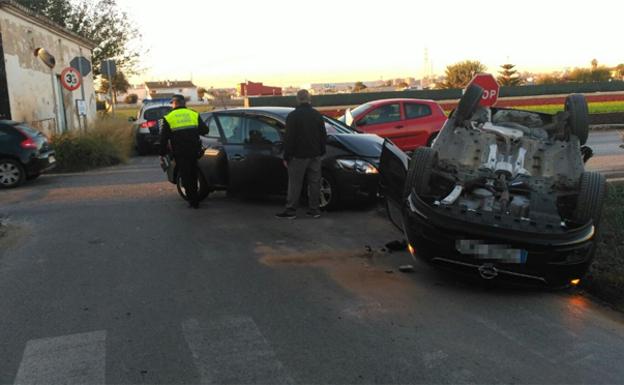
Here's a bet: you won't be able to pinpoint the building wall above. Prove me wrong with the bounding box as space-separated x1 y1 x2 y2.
147 87 198 102
0 7 96 135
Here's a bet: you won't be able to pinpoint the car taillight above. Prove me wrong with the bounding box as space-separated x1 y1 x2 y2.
20 137 38 149
140 120 157 129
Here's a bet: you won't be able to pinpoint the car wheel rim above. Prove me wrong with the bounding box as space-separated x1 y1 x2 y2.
319 177 332 208
0 163 20 186
178 177 201 198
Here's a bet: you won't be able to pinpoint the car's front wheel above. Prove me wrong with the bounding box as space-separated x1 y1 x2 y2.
176 172 211 201
0 159 25 188
311 172 339 210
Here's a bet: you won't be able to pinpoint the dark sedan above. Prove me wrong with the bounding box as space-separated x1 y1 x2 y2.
0 120 56 188
164 107 384 209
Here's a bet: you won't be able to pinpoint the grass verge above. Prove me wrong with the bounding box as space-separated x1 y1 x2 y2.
523 101 624 115
51 117 133 172
584 181 624 311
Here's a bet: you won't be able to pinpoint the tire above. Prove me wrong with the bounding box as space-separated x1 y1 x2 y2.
574 171 606 226
176 172 210 201
565 94 589 145
318 172 339 210
0 159 25 188
403 147 437 199
454 84 484 123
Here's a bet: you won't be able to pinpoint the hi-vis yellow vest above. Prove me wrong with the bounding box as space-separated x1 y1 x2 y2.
164 108 200 131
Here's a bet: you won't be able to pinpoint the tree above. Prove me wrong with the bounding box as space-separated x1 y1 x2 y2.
65 0 141 76
614 64 624 81
395 81 409 89
568 60 611 83
197 87 207 101
535 73 564 85
16 0 71 27
438 60 487 89
497 63 522 86
16 0 141 76
124 93 138 104
98 72 130 104
353 82 367 92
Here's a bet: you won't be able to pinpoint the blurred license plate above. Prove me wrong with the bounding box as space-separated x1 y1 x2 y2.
48 155 56 164
456 240 527 264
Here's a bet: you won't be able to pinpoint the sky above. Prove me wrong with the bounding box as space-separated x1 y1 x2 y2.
117 0 624 88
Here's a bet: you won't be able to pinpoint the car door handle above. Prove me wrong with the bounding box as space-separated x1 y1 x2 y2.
231 154 246 161
394 125 404 129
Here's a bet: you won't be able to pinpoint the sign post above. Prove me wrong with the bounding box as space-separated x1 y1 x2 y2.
70 54 92 131
101 60 117 118
467 73 500 107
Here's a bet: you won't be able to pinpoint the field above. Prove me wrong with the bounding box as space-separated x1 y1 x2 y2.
520 101 624 115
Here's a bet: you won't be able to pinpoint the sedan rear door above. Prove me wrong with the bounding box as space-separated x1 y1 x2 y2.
215 113 287 193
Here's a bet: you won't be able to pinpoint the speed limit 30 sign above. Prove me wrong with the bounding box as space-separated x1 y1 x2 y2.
60 67 82 91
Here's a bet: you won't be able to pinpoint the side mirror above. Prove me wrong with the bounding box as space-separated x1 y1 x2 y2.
356 119 367 127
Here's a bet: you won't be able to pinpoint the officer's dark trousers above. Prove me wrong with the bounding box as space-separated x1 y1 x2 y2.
176 155 199 205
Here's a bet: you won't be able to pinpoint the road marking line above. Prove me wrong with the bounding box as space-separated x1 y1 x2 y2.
14 330 106 385
182 317 293 384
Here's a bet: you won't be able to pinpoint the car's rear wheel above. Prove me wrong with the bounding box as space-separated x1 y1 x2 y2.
403 147 437 199
565 94 589 145
454 84 484 123
176 172 211 201
0 159 25 188
574 171 607 226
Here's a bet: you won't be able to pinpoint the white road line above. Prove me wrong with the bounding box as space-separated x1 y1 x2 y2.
14 330 106 385
182 317 293 384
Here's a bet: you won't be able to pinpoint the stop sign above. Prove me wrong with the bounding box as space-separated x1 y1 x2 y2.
468 73 500 107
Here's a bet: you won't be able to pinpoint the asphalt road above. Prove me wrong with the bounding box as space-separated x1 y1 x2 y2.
1 157 624 384
587 129 623 157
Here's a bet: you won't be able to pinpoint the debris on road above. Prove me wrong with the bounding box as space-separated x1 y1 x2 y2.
385 240 407 252
399 265 415 273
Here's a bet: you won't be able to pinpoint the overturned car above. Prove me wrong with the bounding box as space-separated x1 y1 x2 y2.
380 84 606 287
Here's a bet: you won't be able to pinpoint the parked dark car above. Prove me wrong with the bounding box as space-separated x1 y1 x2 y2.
380 85 605 287
164 107 384 209
129 99 172 155
0 120 56 188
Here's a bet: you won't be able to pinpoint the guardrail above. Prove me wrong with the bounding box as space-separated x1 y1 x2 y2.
246 81 624 108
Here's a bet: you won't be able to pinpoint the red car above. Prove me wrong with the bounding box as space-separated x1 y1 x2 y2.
342 98 446 151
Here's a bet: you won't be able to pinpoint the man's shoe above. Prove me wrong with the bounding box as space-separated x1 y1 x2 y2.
275 211 296 219
306 210 321 218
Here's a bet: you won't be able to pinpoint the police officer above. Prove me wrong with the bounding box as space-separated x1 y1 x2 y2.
160 94 209 209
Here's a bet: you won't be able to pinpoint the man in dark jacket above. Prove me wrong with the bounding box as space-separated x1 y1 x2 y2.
276 89 327 219
159 95 209 209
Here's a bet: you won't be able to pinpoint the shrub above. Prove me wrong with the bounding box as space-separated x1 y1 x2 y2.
51 118 133 172
124 93 138 104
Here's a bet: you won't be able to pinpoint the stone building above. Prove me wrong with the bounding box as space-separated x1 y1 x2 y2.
0 0 97 135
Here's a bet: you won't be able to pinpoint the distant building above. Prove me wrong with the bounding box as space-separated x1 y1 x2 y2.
0 0 97 135
145 80 198 102
239 81 282 97
117 84 148 104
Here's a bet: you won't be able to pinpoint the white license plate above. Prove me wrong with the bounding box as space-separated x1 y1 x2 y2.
48 155 56 164
456 240 528 264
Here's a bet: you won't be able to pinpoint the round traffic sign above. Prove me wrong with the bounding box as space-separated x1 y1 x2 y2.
468 73 500 107
60 67 82 91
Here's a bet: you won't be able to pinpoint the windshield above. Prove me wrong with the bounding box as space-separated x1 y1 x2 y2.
349 102 373 119
143 106 172 121
323 116 356 134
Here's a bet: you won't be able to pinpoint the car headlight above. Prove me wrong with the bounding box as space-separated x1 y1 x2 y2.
336 159 379 174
